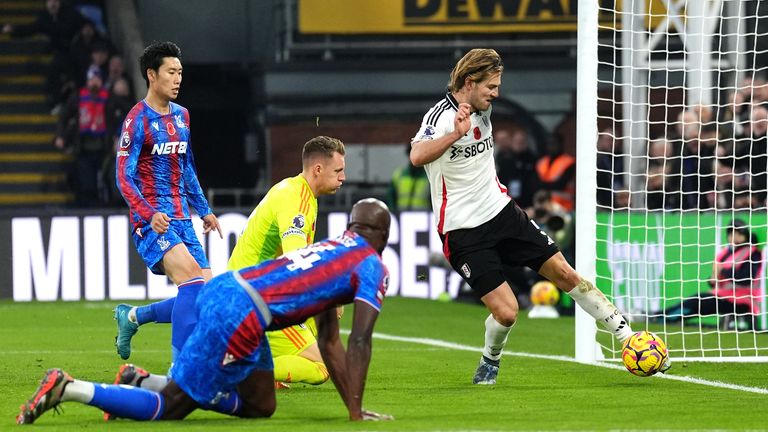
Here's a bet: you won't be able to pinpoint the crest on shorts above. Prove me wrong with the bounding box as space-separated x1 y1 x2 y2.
461 263 471 278
157 236 170 251
221 352 236 366
377 274 390 302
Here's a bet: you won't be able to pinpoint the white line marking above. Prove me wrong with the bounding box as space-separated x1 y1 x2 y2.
363 331 768 395
2 349 169 355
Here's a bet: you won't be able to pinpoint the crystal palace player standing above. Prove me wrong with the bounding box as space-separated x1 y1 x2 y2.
115 41 221 361
410 48 649 385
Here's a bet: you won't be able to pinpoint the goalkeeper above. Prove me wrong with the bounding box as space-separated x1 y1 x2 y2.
228 135 346 387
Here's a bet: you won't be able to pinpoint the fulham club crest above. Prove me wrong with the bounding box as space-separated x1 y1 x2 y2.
461 263 471 278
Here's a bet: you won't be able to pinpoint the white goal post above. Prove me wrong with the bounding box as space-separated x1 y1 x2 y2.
576 0 768 363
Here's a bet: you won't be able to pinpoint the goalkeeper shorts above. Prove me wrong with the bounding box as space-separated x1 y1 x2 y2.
267 318 318 357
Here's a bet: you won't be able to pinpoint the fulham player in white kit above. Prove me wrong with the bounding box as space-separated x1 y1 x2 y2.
410 48 661 384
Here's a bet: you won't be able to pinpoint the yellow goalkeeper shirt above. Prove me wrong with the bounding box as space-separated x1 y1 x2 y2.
227 174 317 270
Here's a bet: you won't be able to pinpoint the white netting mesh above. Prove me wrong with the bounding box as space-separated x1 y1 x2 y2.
593 0 768 361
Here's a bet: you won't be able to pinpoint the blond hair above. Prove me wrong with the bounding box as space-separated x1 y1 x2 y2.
449 48 504 93
302 136 345 166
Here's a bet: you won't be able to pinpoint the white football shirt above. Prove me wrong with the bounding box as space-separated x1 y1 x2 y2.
413 93 510 234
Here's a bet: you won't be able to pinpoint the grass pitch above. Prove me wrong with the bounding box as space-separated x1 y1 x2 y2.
1 297 767 431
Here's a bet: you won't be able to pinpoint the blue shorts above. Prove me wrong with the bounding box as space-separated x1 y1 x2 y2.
171 272 273 405
132 219 209 275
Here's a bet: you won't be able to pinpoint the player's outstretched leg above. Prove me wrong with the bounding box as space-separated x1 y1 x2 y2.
114 304 139 360
567 278 634 342
19 368 176 424
17 368 72 424
539 254 634 342
114 298 176 360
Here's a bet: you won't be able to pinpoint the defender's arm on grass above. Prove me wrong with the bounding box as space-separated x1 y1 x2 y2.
316 300 391 421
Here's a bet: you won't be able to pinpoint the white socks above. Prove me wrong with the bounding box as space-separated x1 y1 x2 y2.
137 374 170 392
62 380 95 403
128 307 138 324
567 279 633 342
483 314 513 362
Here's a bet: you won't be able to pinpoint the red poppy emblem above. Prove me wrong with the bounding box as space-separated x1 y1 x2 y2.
473 127 481 140
166 122 176 136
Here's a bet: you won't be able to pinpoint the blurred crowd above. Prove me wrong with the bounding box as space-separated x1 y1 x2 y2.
596 76 768 211
3 0 136 207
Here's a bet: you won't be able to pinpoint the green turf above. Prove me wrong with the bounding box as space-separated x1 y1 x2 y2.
1 297 767 431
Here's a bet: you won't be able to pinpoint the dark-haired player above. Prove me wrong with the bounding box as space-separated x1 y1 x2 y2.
114 41 221 362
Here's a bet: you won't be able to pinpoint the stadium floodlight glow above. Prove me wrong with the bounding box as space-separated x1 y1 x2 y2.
577 0 768 363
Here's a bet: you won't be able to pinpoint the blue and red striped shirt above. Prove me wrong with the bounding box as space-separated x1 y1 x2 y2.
238 231 389 330
115 100 211 228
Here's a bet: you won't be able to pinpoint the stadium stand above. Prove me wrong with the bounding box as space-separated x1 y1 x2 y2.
0 0 72 207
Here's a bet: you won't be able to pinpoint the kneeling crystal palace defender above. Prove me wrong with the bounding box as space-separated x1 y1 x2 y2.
17 199 394 424
410 48 668 384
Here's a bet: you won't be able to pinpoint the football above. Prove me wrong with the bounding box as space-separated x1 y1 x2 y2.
530 281 559 306
622 331 668 377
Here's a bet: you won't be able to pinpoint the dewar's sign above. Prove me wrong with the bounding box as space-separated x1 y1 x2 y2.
299 0 621 34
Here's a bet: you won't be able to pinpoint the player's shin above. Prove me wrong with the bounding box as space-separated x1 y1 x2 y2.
483 314 513 362
170 278 204 358
87 382 165 420
566 278 633 342
136 297 176 324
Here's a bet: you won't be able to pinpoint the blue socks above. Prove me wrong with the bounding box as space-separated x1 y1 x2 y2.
136 297 176 325
90 384 165 420
89 382 242 420
171 278 205 358
203 391 243 416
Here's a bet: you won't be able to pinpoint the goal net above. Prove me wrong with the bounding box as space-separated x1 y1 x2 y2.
576 0 768 362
